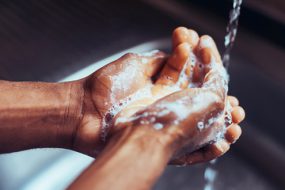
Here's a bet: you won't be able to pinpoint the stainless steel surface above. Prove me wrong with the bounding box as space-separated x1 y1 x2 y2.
0 0 284 189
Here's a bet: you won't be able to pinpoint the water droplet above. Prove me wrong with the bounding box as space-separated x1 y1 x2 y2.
153 123 163 130
197 121 204 131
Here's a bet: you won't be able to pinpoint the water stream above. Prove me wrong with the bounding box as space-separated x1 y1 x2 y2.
203 1 243 190
222 0 243 69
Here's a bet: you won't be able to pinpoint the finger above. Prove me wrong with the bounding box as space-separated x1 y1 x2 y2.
231 106 245 123
197 35 222 64
142 51 167 77
225 124 242 143
193 47 214 82
170 139 230 165
197 38 227 96
194 36 222 83
156 42 191 86
228 96 239 107
172 27 199 50
172 27 199 88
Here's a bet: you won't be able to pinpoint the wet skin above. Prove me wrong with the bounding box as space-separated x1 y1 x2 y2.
0 26 245 190
68 27 245 190
0 27 244 162
73 27 245 164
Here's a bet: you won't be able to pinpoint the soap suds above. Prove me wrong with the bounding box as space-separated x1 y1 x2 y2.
153 123 163 130
137 49 160 57
102 48 230 143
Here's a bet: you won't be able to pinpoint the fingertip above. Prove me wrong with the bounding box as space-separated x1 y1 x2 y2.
232 106 245 123
225 124 242 143
198 35 222 64
187 29 199 48
217 140 230 154
199 35 215 49
209 140 230 157
172 27 190 49
172 27 199 49
228 96 239 107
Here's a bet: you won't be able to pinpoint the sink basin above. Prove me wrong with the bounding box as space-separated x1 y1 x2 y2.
0 39 281 190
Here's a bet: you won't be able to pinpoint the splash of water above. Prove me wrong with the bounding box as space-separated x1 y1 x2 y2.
223 0 243 69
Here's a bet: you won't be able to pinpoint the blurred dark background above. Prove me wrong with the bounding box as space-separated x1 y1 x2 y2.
0 0 284 190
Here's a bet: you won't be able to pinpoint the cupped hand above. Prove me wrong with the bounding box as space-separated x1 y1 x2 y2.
72 50 170 156
72 26 245 163
111 27 245 164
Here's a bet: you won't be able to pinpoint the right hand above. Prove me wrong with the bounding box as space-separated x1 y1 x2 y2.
111 27 245 164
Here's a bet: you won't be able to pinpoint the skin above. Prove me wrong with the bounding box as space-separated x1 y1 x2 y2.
73 26 245 162
68 27 245 190
0 27 245 189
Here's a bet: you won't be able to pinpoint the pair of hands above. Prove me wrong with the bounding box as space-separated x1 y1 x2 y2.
71 27 245 165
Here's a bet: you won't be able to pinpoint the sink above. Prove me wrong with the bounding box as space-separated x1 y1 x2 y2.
0 0 284 190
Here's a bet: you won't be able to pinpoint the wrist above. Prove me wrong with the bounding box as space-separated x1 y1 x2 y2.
110 124 175 158
58 80 85 149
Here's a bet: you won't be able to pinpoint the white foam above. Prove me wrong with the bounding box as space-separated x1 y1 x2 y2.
137 49 160 57
197 121 205 131
153 123 163 130
101 41 231 145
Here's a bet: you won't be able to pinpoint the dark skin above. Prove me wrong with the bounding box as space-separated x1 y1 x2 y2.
0 27 245 189
69 27 245 190
73 27 244 162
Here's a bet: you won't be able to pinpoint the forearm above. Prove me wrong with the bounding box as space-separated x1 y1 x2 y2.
0 80 84 153
68 126 174 190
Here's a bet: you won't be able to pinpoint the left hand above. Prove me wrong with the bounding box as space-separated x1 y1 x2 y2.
71 51 168 157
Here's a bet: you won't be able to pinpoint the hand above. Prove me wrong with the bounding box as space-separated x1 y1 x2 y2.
72 26 201 156
67 28 245 190
71 26 245 162
109 27 245 164
170 95 245 165
72 50 168 156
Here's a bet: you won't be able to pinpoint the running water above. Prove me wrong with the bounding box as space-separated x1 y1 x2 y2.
203 160 218 190
203 1 243 190
222 0 243 69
